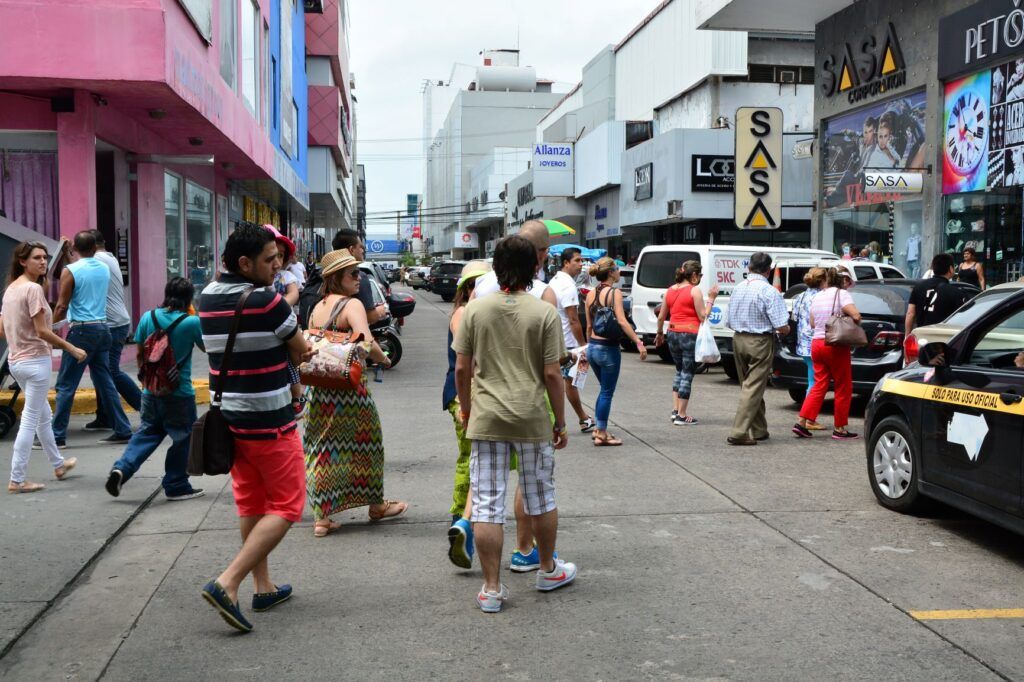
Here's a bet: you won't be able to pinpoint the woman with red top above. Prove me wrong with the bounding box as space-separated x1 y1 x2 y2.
655 260 717 425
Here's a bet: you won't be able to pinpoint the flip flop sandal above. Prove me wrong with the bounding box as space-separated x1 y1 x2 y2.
368 499 409 521
593 434 623 447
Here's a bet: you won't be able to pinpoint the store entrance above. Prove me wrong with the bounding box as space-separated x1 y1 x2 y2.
943 189 1023 286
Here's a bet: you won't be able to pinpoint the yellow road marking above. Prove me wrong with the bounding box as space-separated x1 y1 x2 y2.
910 608 1024 621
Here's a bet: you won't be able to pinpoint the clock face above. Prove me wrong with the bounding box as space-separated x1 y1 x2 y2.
946 91 988 175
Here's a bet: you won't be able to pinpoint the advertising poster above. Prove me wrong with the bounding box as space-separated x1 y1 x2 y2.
988 58 1024 187
822 89 928 209
942 71 991 193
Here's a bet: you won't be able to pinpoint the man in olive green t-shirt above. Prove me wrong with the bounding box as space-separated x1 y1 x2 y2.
454 235 578 613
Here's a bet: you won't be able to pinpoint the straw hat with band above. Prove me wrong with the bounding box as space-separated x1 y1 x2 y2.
263 224 296 262
320 248 362 278
457 259 492 288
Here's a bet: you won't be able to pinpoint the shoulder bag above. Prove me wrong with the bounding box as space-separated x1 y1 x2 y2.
824 289 868 348
589 286 623 342
298 296 366 390
187 287 254 477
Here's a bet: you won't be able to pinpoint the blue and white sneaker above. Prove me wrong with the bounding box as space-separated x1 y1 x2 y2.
476 583 509 613
447 517 474 569
510 546 557 573
535 558 578 592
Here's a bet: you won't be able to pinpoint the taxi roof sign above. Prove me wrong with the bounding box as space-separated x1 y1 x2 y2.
734 107 783 230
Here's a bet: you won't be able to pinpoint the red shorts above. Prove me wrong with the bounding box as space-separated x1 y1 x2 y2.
230 427 306 523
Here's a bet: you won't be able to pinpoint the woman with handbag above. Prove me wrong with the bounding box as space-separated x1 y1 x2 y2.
302 248 407 537
790 267 829 431
654 260 717 425
792 266 862 440
584 257 647 446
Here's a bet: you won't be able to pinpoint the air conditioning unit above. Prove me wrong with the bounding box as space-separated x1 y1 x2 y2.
778 69 796 84
667 200 683 217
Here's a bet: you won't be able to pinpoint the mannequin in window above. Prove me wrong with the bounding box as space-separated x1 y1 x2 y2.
903 223 921 278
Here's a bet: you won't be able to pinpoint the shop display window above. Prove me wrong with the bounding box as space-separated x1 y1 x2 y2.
943 189 1023 286
185 182 214 292
823 199 922 274
164 172 182 283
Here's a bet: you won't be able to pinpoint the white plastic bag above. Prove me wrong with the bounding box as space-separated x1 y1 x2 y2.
695 321 721 364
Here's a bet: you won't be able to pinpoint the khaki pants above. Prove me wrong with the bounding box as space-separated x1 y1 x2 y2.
730 333 775 441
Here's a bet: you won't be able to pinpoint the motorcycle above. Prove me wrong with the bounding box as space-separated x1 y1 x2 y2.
370 290 415 369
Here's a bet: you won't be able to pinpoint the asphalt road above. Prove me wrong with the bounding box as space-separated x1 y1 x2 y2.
3 285 1024 680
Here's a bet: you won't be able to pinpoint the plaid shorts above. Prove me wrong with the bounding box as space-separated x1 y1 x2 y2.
470 440 556 524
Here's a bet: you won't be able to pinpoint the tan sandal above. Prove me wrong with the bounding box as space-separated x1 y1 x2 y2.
368 499 408 521
8 481 45 494
593 433 623 447
313 519 341 538
55 457 77 480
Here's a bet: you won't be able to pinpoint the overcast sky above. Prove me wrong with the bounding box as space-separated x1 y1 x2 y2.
349 0 662 236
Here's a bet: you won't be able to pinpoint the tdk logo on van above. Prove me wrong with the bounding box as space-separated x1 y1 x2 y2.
533 144 572 168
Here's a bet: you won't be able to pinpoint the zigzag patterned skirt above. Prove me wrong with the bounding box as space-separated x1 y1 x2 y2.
303 380 385 519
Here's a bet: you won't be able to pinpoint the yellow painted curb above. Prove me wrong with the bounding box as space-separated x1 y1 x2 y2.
0 380 210 417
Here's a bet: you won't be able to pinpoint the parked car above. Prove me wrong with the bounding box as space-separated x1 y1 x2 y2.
359 262 391 297
429 260 466 302
773 280 980 402
904 281 1024 365
407 267 430 289
864 286 1024 534
772 257 906 286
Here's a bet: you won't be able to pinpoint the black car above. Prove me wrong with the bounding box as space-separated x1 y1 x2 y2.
429 261 465 302
774 280 980 403
864 286 1024 535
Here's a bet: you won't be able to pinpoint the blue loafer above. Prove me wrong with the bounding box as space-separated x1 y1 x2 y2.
201 580 253 633
252 584 293 612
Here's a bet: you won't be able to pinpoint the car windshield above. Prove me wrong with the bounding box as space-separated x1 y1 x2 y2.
637 251 700 288
944 288 1017 327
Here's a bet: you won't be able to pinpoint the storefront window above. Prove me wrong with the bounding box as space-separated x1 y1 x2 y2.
186 182 214 292
824 200 923 275
943 190 1023 286
164 172 183 283
241 0 258 113
219 0 236 90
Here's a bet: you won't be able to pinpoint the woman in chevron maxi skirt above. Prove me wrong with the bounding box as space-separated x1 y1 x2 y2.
302 248 409 538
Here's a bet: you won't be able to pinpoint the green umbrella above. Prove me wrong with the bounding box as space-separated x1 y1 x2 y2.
542 219 576 236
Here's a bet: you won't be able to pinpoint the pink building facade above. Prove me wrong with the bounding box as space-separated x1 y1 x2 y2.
0 0 311 319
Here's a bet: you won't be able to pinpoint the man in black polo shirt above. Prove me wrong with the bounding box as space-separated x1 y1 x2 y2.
332 229 386 325
198 225 314 633
906 253 970 332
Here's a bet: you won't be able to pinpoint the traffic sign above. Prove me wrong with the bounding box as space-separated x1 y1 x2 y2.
734 107 783 230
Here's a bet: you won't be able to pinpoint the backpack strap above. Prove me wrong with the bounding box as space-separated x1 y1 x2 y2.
149 309 162 332
164 312 189 334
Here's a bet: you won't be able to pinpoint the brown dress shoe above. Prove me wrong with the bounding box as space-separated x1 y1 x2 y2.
8 481 45 493
727 436 758 446
55 457 77 480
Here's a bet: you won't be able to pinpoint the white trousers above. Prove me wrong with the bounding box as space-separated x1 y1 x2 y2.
9 355 63 483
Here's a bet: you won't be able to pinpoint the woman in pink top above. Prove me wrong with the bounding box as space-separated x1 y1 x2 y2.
655 260 717 424
2 242 86 493
792 265 861 441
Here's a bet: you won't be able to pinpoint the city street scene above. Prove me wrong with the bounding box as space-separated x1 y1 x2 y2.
6 0 1024 679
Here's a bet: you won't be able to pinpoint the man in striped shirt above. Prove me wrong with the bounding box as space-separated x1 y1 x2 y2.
197 224 314 633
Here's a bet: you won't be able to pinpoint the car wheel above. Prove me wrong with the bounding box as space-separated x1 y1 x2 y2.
867 416 922 513
788 386 806 404
721 358 738 382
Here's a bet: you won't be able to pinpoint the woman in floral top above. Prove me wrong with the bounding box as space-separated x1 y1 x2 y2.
792 268 828 430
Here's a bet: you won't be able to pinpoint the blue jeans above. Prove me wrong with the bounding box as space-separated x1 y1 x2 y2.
53 325 132 440
587 342 621 431
112 394 197 496
95 324 142 425
802 355 815 396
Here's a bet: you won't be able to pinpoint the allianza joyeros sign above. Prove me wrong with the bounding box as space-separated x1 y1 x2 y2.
939 0 1024 80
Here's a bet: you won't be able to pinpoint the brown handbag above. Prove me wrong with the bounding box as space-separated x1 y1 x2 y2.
187 287 254 477
824 289 868 347
298 296 366 390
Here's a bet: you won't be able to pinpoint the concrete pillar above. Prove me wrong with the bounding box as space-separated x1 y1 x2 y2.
56 89 97 238
131 162 167 317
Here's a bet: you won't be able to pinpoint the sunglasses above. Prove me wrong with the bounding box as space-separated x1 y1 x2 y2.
347 269 361 280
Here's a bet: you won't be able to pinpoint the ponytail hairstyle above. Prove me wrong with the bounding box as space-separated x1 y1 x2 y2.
803 267 828 289
674 259 702 284
588 257 618 283
825 265 853 289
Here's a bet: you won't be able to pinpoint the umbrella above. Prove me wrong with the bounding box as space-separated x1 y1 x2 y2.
542 219 576 236
548 243 585 256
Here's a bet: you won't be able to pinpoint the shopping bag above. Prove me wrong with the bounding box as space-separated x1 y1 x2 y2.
695 322 721 364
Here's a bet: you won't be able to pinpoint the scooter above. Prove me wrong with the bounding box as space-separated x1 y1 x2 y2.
370 291 415 369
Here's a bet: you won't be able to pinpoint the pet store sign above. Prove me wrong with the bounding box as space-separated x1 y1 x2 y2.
939 0 1024 79
820 22 907 104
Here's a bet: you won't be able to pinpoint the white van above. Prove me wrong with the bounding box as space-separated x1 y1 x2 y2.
632 245 838 373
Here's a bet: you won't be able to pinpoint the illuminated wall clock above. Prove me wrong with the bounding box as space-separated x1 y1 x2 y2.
945 90 988 175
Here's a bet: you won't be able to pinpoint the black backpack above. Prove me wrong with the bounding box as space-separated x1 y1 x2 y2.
298 267 323 329
589 286 623 342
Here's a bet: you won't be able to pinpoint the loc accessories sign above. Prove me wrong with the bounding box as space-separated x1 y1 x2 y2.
734 107 782 230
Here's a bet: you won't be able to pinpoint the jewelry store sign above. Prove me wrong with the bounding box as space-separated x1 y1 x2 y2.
939 0 1024 80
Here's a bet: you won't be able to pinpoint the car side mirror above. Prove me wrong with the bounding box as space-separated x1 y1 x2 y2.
919 342 952 384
